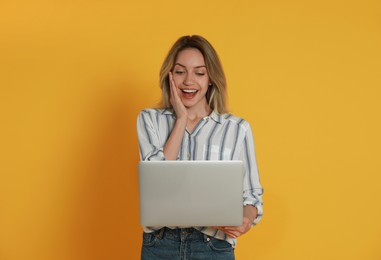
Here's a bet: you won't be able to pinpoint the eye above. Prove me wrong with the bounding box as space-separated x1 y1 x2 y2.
196 72 205 76
174 70 185 75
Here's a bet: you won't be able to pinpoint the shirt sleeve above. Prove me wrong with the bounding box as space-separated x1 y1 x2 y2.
137 110 166 161
240 122 264 225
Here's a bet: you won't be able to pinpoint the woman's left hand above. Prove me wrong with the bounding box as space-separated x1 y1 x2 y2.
213 205 257 238
213 217 252 239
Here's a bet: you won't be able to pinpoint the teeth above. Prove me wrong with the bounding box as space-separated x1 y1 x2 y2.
182 89 197 93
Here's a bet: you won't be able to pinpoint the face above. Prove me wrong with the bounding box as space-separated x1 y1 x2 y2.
172 48 210 110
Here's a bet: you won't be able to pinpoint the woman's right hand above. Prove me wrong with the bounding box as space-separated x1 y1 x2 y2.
162 72 188 160
169 72 188 121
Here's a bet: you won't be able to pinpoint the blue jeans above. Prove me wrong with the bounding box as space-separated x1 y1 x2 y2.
141 227 235 260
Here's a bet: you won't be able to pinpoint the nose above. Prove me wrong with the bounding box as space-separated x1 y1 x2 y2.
183 73 195 86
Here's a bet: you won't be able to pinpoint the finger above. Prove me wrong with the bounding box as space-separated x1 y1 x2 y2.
169 72 173 89
169 72 177 92
169 71 173 83
213 227 239 238
169 73 186 112
169 72 175 98
228 226 245 232
169 72 179 102
222 226 239 231
225 231 238 239
212 226 225 231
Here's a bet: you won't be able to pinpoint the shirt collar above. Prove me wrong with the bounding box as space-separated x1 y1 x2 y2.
161 109 223 124
209 111 223 124
161 109 173 115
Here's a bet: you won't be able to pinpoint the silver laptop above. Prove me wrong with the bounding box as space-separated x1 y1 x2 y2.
138 160 244 227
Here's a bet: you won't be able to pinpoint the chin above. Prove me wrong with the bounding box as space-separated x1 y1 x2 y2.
182 97 206 109
183 102 195 108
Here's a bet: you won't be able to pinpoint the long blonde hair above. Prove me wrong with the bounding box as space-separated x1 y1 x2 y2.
159 35 228 114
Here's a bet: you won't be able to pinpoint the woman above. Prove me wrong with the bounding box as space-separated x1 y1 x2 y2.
137 35 263 260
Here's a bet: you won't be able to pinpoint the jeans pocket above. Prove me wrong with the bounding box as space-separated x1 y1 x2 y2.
142 232 158 247
207 237 234 253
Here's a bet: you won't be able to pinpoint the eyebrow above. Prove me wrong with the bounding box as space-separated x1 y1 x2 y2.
174 63 206 69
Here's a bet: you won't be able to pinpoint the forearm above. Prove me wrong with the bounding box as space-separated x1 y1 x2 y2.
243 205 258 224
163 118 187 160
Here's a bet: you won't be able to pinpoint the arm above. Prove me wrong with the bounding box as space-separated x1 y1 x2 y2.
164 72 188 160
244 204 258 224
137 110 166 161
241 122 264 226
137 72 188 161
162 72 188 160
219 205 258 239
215 122 263 238
163 117 187 160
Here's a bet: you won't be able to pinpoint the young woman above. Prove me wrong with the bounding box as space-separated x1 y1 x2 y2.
137 35 263 260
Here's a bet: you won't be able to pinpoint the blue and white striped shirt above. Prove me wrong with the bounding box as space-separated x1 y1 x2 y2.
137 108 263 246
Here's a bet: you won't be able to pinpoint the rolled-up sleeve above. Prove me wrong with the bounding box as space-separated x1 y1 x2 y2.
137 110 166 161
240 122 264 225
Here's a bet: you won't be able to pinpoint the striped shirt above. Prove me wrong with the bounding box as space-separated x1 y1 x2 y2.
137 108 263 247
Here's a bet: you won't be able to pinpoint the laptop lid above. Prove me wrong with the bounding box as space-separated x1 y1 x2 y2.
138 160 244 227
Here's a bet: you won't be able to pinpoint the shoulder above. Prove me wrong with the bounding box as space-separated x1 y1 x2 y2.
137 109 175 126
138 108 172 118
221 113 251 131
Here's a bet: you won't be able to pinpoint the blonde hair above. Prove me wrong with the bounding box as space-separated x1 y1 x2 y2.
159 35 228 114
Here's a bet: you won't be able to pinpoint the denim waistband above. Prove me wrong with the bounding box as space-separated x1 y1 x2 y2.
152 227 209 242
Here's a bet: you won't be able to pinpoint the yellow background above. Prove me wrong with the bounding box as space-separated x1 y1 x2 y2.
1 0 380 259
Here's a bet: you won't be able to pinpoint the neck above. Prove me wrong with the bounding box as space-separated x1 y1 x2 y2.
186 102 212 122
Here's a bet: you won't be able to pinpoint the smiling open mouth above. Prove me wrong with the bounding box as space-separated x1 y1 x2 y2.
181 89 198 99
182 89 198 93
